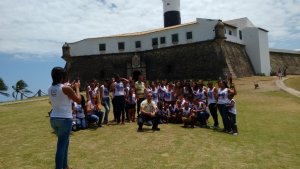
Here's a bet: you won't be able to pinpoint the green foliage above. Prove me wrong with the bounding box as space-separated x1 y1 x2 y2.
12 80 32 100
0 78 9 97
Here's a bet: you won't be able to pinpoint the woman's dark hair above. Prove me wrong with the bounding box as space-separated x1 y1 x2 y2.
80 95 86 111
51 67 67 85
222 80 229 88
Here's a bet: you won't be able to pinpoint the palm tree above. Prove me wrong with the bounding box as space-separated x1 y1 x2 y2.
12 80 32 100
0 78 10 97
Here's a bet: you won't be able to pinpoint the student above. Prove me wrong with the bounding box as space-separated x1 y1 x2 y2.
215 80 236 132
150 83 159 104
156 101 164 124
86 96 104 127
126 88 137 122
226 93 238 135
182 101 195 128
135 75 145 116
137 93 160 131
49 67 81 169
100 80 111 125
193 100 209 128
162 102 170 123
74 95 87 129
207 81 219 129
112 75 128 125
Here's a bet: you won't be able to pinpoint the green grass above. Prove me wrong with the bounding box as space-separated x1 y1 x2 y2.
284 77 300 91
1 76 300 169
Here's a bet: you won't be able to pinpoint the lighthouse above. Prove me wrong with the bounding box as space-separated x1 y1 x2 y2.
162 0 181 27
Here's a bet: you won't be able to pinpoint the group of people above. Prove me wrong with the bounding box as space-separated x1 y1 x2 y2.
49 67 239 169
71 74 238 135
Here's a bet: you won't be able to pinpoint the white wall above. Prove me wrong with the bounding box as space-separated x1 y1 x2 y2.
243 27 270 75
68 19 218 56
162 0 180 12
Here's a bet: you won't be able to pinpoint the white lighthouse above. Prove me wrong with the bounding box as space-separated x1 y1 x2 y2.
162 0 181 27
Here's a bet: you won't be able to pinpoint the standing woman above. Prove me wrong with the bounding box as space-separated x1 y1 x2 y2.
49 67 81 169
100 80 111 125
215 80 236 132
112 75 128 124
207 81 219 129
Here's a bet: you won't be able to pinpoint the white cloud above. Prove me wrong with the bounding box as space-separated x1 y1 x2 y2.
0 0 299 60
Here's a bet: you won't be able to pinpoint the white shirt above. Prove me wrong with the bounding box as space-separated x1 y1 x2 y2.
74 102 85 118
207 87 217 105
101 85 110 98
114 82 125 96
182 107 191 116
217 88 229 104
227 99 237 115
49 84 72 119
140 99 157 114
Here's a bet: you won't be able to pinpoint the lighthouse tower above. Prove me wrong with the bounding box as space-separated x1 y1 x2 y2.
162 0 181 27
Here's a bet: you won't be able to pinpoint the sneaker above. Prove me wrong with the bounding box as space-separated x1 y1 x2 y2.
152 127 160 131
98 124 104 128
233 133 238 136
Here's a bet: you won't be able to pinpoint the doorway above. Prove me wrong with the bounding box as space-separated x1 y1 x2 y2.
132 70 141 82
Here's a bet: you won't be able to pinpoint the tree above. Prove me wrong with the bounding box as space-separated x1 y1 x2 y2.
12 80 32 100
0 78 10 97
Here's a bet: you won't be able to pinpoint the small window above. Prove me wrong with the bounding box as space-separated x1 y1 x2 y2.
99 44 106 51
186 31 193 40
118 42 125 50
135 41 141 48
229 30 232 35
239 30 243 40
160 37 166 44
172 33 179 44
224 29 227 34
152 38 158 46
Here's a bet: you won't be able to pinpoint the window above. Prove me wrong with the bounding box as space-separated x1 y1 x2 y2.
172 33 179 44
239 30 243 40
160 37 166 44
135 41 141 48
229 30 232 35
224 29 227 34
99 43 106 51
152 38 158 46
186 31 193 40
118 42 125 50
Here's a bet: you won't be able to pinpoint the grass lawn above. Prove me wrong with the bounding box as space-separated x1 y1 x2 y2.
1 76 300 169
284 77 300 91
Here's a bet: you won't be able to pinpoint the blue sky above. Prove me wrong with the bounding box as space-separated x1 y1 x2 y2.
0 0 300 102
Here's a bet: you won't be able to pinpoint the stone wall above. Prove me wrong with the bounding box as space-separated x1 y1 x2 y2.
64 40 254 85
270 52 300 75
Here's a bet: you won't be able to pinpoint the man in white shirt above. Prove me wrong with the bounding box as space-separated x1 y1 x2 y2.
137 93 160 132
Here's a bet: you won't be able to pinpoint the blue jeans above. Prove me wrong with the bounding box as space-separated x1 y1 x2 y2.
102 97 110 124
76 118 87 129
50 118 72 169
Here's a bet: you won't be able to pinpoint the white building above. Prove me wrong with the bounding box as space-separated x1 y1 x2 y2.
67 0 271 76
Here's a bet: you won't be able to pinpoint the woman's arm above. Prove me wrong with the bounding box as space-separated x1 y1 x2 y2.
63 82 81 103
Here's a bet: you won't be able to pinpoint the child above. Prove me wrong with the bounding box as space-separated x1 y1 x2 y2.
162 103 170 123
156 101 164 124
71 105 77 131
193 100 210 128
74 101 87 130
226 93 238 135
181 101 195 128
126 88 137 122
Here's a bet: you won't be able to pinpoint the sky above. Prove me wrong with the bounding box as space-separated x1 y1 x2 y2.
0 0 300 102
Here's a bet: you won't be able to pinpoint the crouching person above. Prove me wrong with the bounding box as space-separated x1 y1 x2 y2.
193 100 210 128
86 97 104 128
137 93 160 132
182 101 195 128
